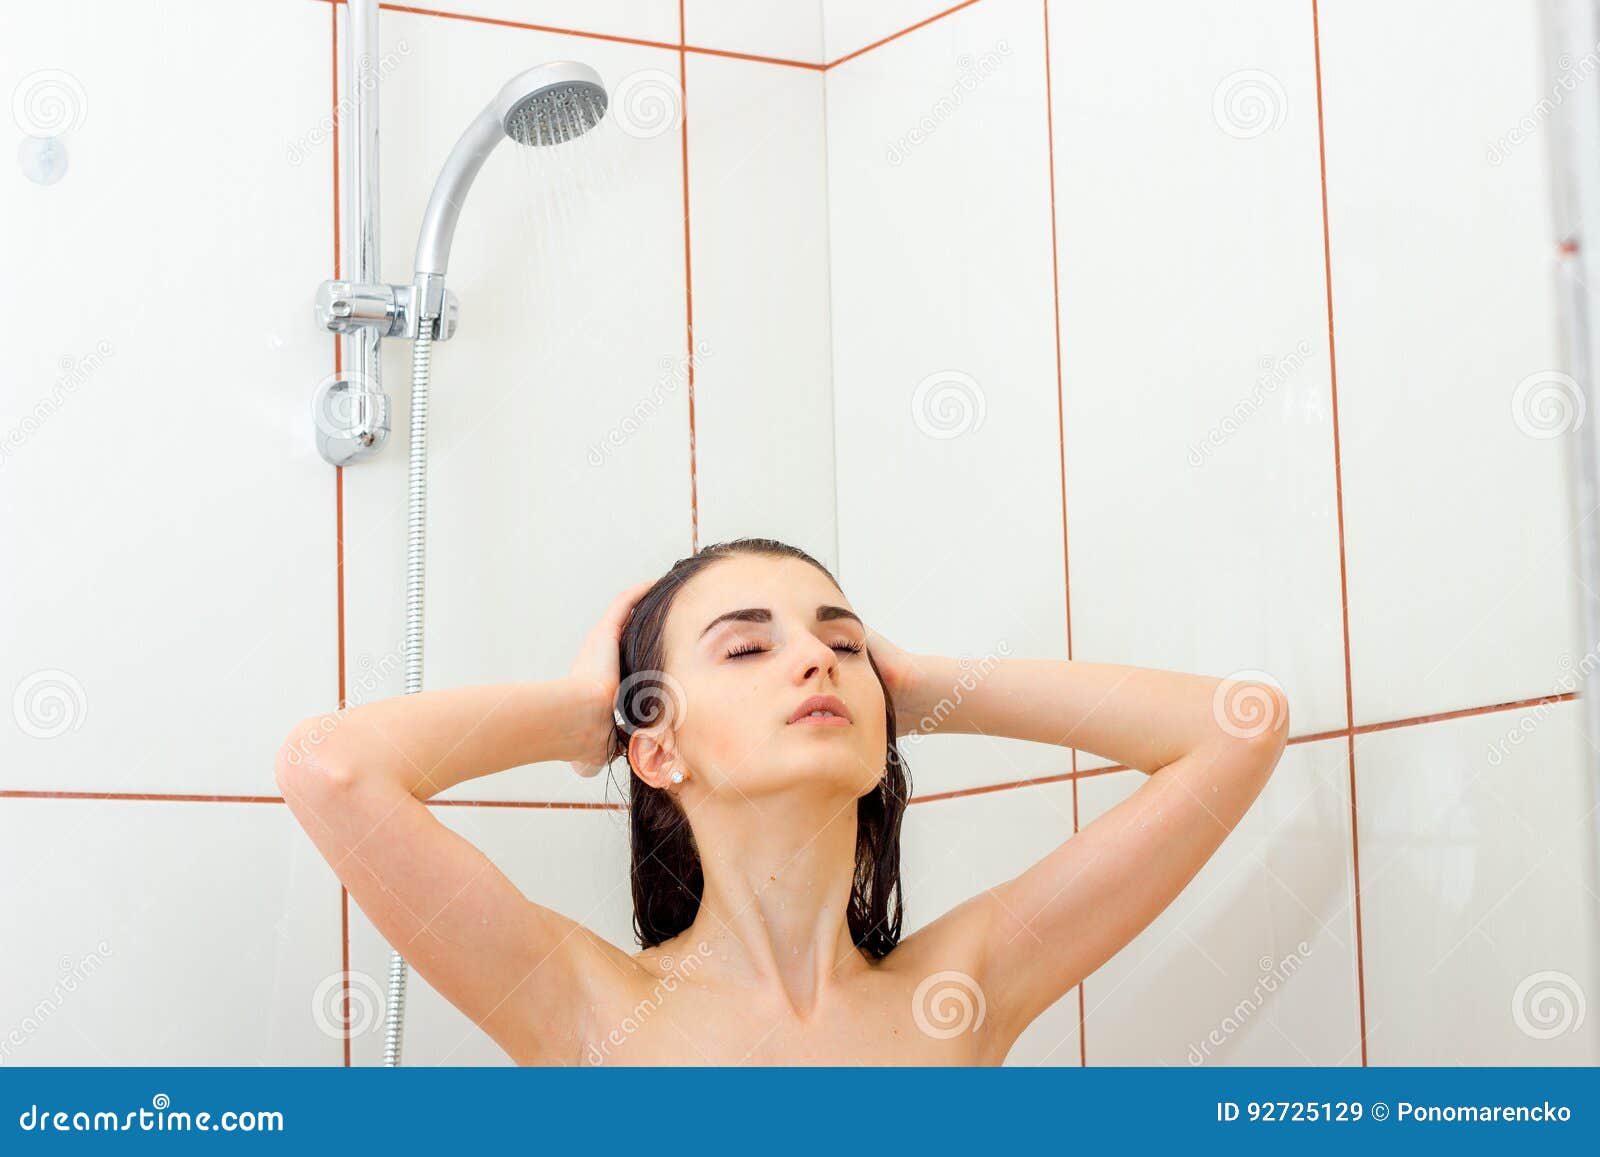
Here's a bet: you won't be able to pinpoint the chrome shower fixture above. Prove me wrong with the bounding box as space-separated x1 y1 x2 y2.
414 62 607 278
311 49 608 466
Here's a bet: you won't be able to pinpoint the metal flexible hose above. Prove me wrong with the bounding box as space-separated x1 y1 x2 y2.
383 320 433 1066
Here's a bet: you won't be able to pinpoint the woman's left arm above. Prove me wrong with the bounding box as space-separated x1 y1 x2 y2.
871 634 1291 1046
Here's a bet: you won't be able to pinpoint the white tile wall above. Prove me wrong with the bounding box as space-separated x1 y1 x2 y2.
822 0 963 64
434 0 680 46
1318 0 1580 727
1077 741 1362 1065
0 799 342 1064
1046 0 1346 762
686 0 825 63
1357 699 1600 1065
0 0 336 796
825 0 1071 799
685 54 837 567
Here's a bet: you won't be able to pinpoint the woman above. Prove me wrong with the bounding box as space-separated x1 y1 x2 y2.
276 537 1290 1064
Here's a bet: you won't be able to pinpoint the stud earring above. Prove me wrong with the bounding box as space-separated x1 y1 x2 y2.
669 769 685 785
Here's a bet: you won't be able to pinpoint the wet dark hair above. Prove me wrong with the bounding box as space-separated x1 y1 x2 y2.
605 537 909 961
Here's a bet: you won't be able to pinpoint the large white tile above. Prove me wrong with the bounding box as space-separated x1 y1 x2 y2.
686 0 825 63
1357 699 1600 1064
826 0 1069 797
822 0 960 64
1076 741 1362 1065
0 0 337 795
415 0 679 46
1049 0 1345 767
0 799 342 1064
345 802 636 1065
686 54 836 566
901 782 1082 1064
340 10 693 804
1319 0 1579 726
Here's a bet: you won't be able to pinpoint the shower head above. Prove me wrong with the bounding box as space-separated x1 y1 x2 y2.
413 61 608 279
497 62 608 147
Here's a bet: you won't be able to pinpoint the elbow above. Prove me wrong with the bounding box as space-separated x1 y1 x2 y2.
1211 679 1290 770
1238 684 1290 771
274 713 359 796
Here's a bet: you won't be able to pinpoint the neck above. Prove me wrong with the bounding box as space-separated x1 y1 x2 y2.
682 784 868 1017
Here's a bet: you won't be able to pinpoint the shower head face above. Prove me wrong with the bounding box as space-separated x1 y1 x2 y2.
497 62 608 147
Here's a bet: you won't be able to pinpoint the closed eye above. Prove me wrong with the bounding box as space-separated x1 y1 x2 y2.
725 640 864 660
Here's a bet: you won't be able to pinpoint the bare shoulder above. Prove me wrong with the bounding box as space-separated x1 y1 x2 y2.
876 891 1030 1058
489 913 653 1066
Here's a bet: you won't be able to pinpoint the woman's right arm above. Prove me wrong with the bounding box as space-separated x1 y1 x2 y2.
280 675 609 801
274 584 656 1064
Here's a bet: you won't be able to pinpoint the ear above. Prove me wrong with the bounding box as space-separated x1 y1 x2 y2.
626 727 682 791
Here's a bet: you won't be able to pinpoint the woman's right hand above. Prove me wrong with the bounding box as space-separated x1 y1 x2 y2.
565 579 655 778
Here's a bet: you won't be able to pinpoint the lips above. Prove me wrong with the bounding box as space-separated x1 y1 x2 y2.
788 694 852 725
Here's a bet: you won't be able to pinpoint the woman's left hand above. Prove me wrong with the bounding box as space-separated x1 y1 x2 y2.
864 627 934 736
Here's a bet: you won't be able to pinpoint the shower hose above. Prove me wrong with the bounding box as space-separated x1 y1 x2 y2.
383 319 434 1066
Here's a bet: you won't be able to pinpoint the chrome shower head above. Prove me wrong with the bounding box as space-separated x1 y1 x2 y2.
496 62 608 147
414 61 608 279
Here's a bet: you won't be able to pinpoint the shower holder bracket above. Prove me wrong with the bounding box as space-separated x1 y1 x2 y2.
314 279 459 342
310 279 459 466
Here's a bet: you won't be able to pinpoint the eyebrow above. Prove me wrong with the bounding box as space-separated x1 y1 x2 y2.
698 605 862 639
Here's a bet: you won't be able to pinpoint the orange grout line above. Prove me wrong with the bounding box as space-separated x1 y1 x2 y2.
824 0 988 70
0 791 290 804
307 0 824 69
1310 0 1366 1068
2 691 1577 810
1037 0 1086 1070
305 0 999 72
679 42 826 70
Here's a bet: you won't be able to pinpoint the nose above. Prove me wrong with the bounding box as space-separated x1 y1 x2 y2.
793 630 840 684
